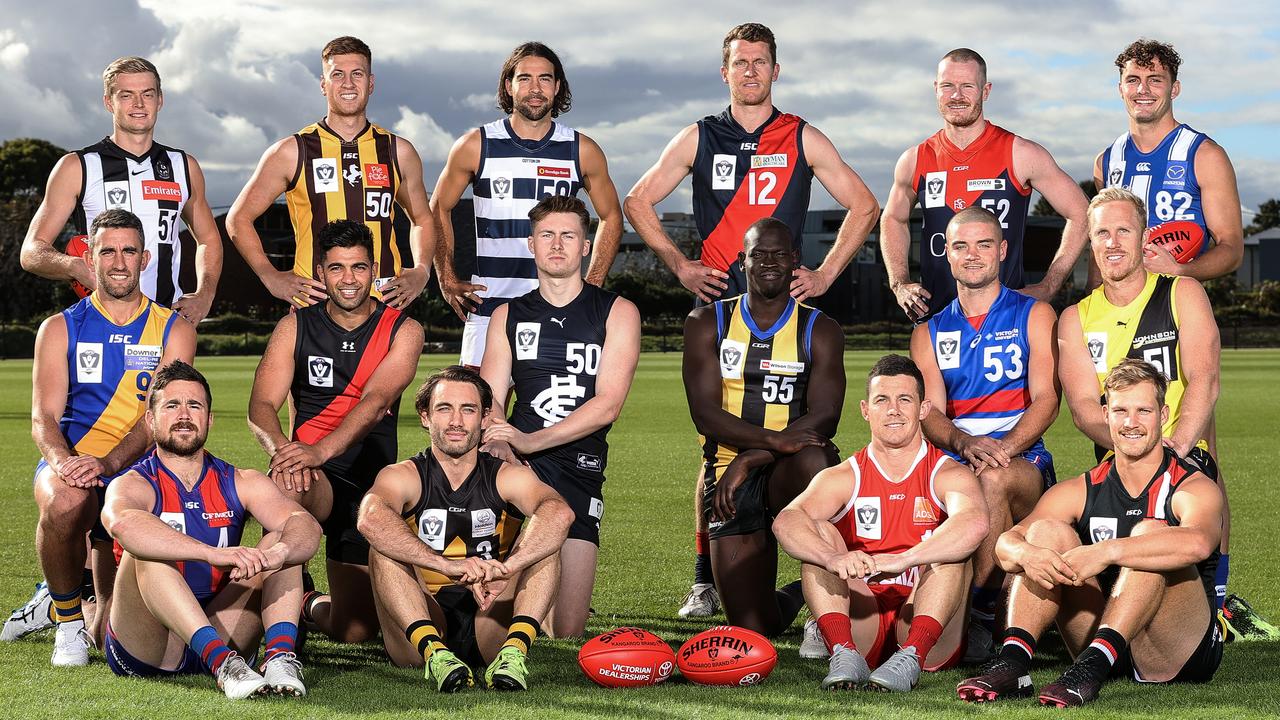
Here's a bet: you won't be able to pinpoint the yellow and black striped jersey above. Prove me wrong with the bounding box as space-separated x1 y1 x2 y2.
285 120 402 292
701 295 822 467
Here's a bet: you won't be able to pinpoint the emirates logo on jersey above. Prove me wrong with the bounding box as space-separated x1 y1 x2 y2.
141 180 182 201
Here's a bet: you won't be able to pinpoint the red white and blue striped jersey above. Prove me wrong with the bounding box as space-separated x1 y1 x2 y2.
926 287 1037 441
131 450 246 601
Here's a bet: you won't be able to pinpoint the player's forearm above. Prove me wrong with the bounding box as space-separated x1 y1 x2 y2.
585 216 623 286
900 509 988 567
623 195 689 273
358 502 446 571
430 206 460 283
110 511 215 562
267 511 322 566
313 392 400 462
690 407 783 452
502 498 572 574
780 410 840 445
32 417 74 466
191 236 224 299
1065 395 1112 448
407 221 436 278
100 416 154 477
527 397 625 453
1038 219 1088 295
994 529 1033 574
879 221 912 288
1169 378 1218 455
248 402 290 456
773 511 836 566
921 410 966 454
816 205 875 279
1103 527 1217 572
225 217 278 277
999 398 1059 455
1178 242 1242 281
20 240 87 283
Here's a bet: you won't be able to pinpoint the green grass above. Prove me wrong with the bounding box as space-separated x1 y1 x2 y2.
2 351 1279 718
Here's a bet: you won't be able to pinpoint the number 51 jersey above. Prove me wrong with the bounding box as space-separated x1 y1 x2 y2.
506 284 619 472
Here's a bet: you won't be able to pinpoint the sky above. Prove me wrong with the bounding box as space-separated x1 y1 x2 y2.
1 0 1277 223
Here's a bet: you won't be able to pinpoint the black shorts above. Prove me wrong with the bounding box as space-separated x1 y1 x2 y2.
1185 446 1220 482
1117 616 1224 683
702 461 773 540
432 585 484 668
529 454 604 545
320 436 396 565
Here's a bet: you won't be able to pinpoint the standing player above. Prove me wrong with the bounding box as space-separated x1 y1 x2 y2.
625 22 878 614
431 41 623 368
248 219 423 644
685 218 845 637
479 196 640 637
228 36 435 310
28 209 196 665
102 361 322 699
909 207 1059 659
774 355 988 692
1094 39 1243 282
359 367 573 692
882 48 1089 320
20 56 222 323
959 360 1223 707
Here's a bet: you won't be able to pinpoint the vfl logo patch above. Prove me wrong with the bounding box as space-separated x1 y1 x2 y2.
418 509 447 551
1108 165 1124 187
307 355 334 387
924 171 946 209
104 181 130 209
855 497 882 540
712 154 736 191
492 176 511 199
719 339 746 380
160 511 186 535
1086 332 1109 373
1089 517 1118 543
515 322 540 361
935 330 962 370
312 158 339 193
76 342 104 384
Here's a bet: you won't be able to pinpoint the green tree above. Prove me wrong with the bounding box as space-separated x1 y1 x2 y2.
0 138 66 199
0 138 75 323
1245 198 1280 236
1032 179 1098 217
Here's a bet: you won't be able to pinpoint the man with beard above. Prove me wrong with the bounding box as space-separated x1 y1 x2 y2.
28 209 196 666
909 208 1059 661
431 41 623 369
359 367 572 692
774 355 988 693
248 219 423 645
20 56 222 322
228 36 435 310
102 361 321 700
959 360 1223 707
625 22 879 618
882 48 1089 321
684 218 845 638
479 196 640 638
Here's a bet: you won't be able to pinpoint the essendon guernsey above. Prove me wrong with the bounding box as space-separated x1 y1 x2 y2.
915 122 1031 315
291 301 408 480
692 108 813 272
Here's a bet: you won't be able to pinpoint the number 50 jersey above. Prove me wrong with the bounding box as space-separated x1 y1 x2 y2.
506 284 620 471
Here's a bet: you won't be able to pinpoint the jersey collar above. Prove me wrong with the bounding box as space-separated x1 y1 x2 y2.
318 118 372 144
741 295 794 339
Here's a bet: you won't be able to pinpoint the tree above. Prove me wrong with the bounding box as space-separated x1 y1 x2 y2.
1245 198 1280 236
1032 179 1098 217
0 138 66 200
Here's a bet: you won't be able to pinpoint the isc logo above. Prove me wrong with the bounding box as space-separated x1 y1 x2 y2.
740 143 757 150
108 333 133 343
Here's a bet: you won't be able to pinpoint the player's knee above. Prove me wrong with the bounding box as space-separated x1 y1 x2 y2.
1024 518 1078 550
330 617 377 644
37 485 94 531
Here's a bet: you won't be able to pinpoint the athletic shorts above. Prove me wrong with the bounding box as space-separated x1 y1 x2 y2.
1185 446 1220 482
432 585 485 668
319 436 396 565
692 263 748 308
703 462 773 539
1121 615 1223 684
34 459 112 542
863 583 964 672
529 454 604 545
945 440 1056 490
103 619 203 678
460 314 490 368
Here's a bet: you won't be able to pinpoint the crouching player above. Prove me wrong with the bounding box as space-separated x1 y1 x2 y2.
775 355 988 692
359 367 572 692
958 359 1223 707
101 361 321 699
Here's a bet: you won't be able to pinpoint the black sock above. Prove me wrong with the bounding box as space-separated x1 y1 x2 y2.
694 552 714 586
1077 627 1127 680
775 580 806 628
998 627 1037 672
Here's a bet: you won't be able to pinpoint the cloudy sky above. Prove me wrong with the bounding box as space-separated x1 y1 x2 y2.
2 0 1277 222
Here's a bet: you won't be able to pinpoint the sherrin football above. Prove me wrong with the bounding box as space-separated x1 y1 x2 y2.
578 627 676 688
65 235 91 298
676 625 777 686
1146 220 1205 264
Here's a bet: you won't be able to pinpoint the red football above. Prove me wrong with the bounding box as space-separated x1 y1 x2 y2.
578 627 676 688
1146 220 1205 264
64 234 90 298
676 625 777 686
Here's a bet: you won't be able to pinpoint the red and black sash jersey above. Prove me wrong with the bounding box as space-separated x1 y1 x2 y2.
402 450 524 592
1075 448 1218 602
914 122 1031 316
693 107 812 272
291 300 407 476
117 450 246 601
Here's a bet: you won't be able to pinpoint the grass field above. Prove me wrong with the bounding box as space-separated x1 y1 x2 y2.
2 351 1278 719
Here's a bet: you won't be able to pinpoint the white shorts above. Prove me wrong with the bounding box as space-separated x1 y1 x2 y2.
460 315 490 368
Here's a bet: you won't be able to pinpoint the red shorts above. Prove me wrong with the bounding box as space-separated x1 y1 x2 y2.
864 583 964 671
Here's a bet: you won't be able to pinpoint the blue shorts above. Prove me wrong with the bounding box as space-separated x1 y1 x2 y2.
946 440 1056 490
104 620 204 678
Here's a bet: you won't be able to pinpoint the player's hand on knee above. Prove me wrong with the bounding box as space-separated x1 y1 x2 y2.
711 463 750 522
770 427 827 455
270 441 327 474
959 435 1010 469
58 455 107 488
675 258 728 303
1021 546 1078 589
828 550 877 580
1061 545 1109 585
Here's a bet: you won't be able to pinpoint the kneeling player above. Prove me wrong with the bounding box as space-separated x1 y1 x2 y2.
685 218 846 637
359 367 572 692
775 355 988 692
959 359 1223 707
101 362 321 699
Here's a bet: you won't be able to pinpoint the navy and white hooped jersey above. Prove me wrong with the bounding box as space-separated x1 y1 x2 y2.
129 450 246 601
75 138 192 306
1101 124 1211 255
506 283 618 473
927 286 1036 440
470 119 583 318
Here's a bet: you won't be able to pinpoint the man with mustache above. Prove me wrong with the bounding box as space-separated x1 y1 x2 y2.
882 48 1089 321
248 219 423 646
431 41 623 369
26 209 196 665
102 361 321 700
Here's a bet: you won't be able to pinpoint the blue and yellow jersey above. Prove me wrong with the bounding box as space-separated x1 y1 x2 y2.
60 295 178 459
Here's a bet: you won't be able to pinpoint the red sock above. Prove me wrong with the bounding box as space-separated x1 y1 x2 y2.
817 612 855 654
695 532 710 555
903 615 944 661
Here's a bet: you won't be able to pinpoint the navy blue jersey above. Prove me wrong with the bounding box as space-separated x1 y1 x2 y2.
1101 124 1211 257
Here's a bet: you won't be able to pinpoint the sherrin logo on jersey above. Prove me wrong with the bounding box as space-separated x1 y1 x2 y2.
515 322 541 361
750 153 788 169
537 166 571 179
364 163 390 188
935 330 961 370
712 154 736 191
141 180 182 202
307 355 334 388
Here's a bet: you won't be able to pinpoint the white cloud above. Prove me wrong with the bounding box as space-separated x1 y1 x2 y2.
391 106 455 166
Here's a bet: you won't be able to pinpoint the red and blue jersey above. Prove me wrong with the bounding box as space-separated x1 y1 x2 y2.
927 287 1037 442
131 450 246 601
